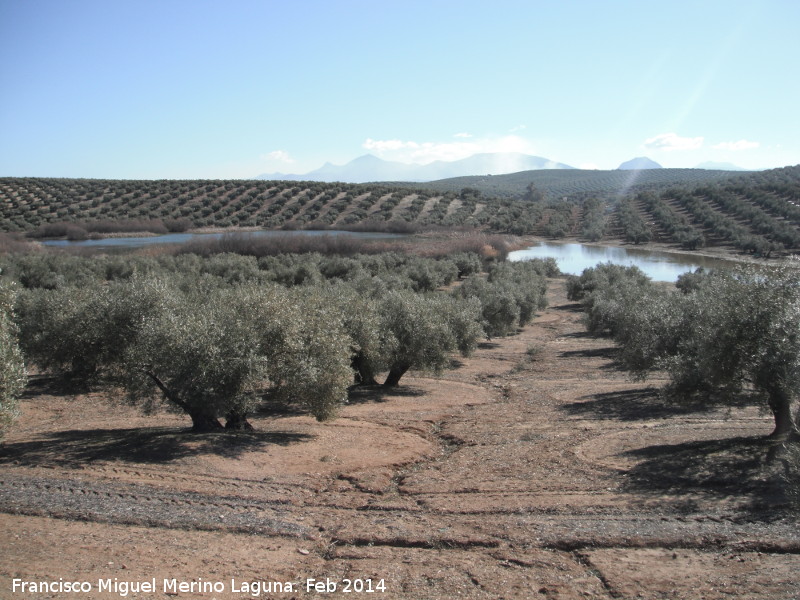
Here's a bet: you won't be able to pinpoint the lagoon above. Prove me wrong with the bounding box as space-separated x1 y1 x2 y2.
40 229 406 251
41 230 739 281
509 242 736 282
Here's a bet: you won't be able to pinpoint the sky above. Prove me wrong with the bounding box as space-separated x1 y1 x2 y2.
1 0 798 179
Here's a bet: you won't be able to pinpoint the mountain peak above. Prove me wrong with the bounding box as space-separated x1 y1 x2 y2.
618 157 662 170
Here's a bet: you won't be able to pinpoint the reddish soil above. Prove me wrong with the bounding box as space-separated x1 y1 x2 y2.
1 278 798 599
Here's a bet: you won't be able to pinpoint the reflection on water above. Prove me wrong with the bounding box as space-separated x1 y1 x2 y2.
41 229 406 250
509 242 736 282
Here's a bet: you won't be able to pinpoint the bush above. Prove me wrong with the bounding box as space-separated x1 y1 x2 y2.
566 262 650 304
675 268 708 294
164 217 193 232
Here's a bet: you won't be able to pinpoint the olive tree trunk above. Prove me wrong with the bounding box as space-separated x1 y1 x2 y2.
383 364 410 387
146 370 223 432
225 411 254 431
188 409 224 432
768 388 797 439
352 353 378 386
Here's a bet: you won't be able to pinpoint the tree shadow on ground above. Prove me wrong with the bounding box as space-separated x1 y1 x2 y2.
559 347 619 360
20 373 92 398
0 427 311 467
560 330 601 339
478 341 501 350
562 387 715 421
620 435 789 513
553 302 583 312
346 384 427 405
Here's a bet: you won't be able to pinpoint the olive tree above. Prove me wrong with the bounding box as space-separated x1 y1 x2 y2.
114 282 352 430
581 262 800 439
457 276 521 338
116 283 269 430
267 287 354 422
0 278 26 440
456 261 549 338
321 283 395 386
16 276 168 384
658 266 800 438
381 291 483 387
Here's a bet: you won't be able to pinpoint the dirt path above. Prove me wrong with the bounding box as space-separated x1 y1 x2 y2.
1 279 798 599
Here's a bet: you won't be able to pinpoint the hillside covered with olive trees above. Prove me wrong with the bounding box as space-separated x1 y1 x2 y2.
1 165 800 256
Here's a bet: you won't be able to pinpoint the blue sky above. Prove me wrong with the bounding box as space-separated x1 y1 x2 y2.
1 0 798 179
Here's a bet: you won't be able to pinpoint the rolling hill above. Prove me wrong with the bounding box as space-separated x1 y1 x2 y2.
408 167 748 199
2 165 799 255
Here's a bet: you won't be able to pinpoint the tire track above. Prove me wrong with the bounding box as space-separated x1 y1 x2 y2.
0 473 311 538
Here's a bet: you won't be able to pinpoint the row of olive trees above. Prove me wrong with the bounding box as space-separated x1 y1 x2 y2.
615 198 652 244
580 198 607 242
15 278 481 431
17 278 354 430
1 248 476 292
568 262 800 438
639 191 706 250
11 254 551 432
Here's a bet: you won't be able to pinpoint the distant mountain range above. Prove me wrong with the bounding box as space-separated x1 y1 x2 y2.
255 152 575 183
694 161 748 171
255 153 749 183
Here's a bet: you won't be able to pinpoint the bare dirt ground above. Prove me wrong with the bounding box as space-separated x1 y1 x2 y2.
1 278 798 599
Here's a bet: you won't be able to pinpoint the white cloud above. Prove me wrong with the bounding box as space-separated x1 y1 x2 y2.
644 133 704 152
261 150 294 164
580 162 600 170
362 135 537 164
712 139 760 151
454 132 472 138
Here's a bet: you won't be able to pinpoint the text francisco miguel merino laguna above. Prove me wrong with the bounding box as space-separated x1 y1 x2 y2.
12 576 388 595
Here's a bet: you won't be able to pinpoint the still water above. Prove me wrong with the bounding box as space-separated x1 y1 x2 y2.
509 242 736 282
40 229 406 250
